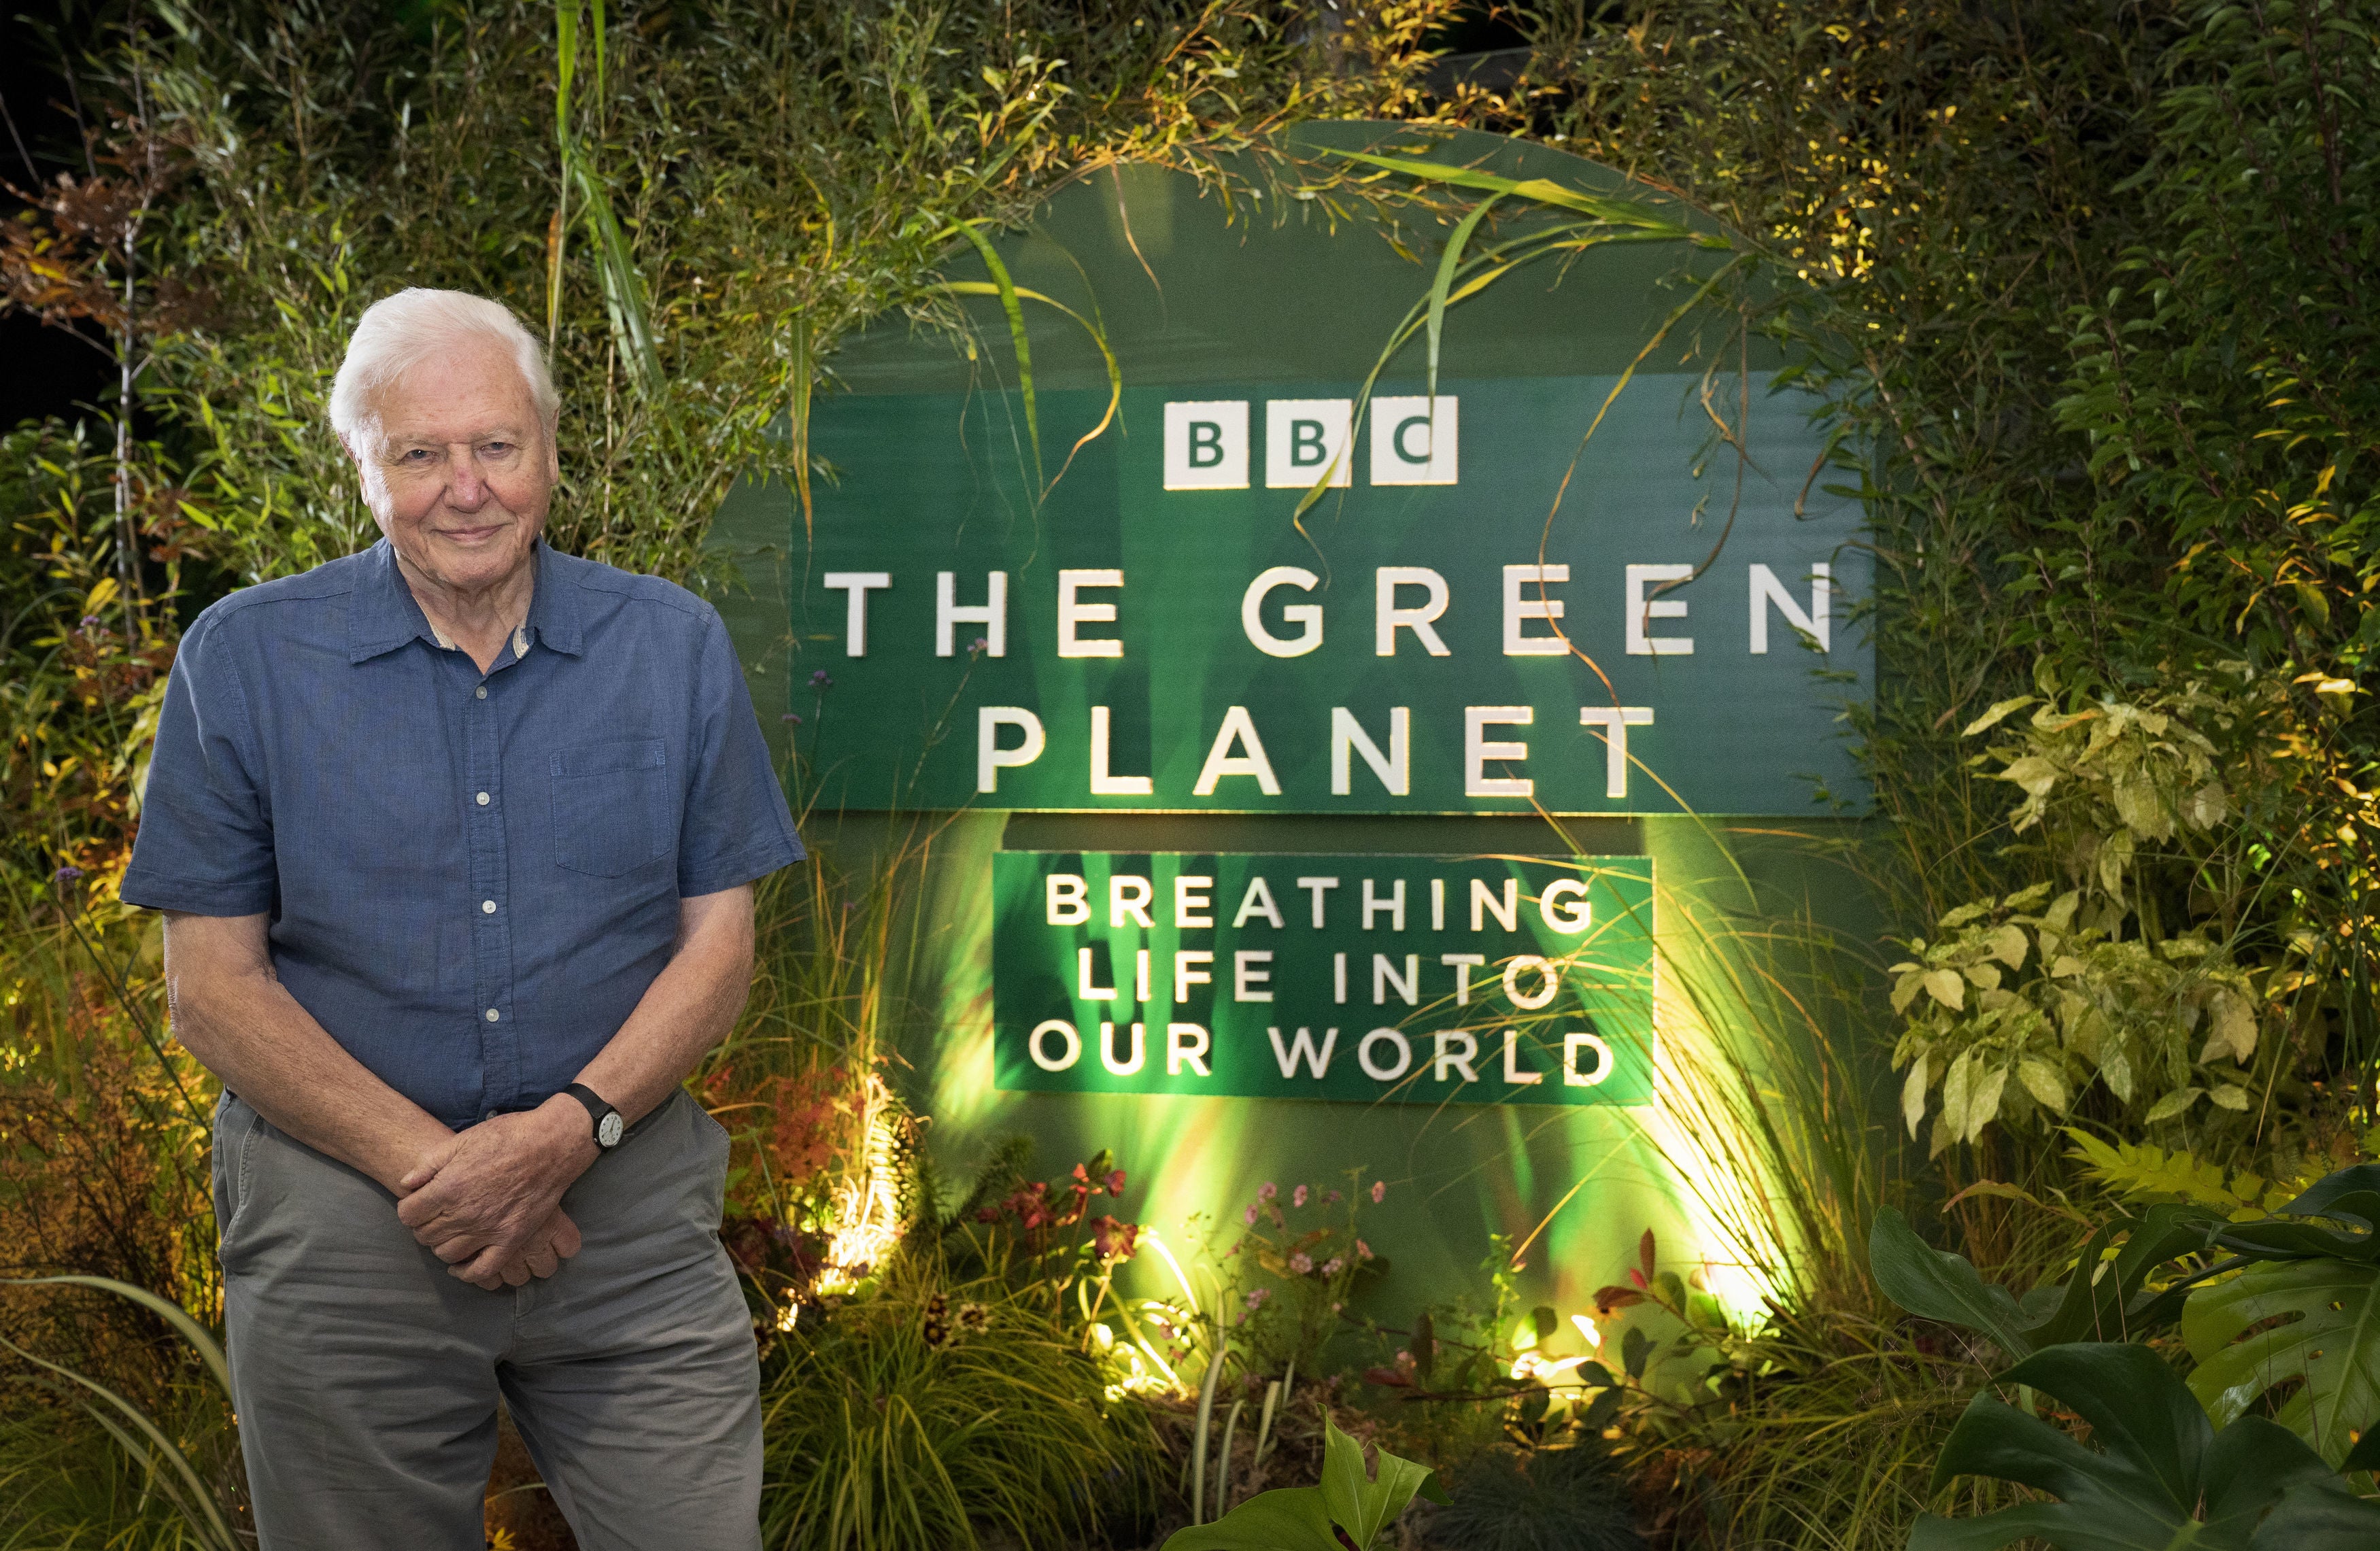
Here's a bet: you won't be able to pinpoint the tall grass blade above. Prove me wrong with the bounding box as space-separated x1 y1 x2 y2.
930 278 1121 498
944 221 1044 494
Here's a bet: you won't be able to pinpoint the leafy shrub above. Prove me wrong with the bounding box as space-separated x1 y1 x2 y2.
1420 1443 1644 1551
756 1262 1155 1551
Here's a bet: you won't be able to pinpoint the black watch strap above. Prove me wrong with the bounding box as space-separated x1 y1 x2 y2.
564 1083 624 1150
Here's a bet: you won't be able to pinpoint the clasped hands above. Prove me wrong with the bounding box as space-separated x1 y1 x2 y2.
395 1096 599 1291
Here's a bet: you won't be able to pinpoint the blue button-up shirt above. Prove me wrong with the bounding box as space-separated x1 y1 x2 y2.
122 539 802 1127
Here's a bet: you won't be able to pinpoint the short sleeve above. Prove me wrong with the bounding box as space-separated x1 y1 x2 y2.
676 609 804 898
120 615 279 915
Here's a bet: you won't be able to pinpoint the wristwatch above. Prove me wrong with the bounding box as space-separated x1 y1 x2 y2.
563 1083 624 1150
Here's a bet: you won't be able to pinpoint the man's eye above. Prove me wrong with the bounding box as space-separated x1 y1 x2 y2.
482 442 514 456
401 449 433 462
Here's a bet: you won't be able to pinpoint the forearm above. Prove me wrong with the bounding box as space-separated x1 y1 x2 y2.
569 885 755 1126
164 913 452 1192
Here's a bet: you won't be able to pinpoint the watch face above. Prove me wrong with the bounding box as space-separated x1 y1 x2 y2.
598 1112 624 1148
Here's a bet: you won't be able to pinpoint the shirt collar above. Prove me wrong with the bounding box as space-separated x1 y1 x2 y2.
347 537 583 664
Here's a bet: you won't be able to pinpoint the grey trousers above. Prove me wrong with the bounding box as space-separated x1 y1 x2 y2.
212 1089 764 1551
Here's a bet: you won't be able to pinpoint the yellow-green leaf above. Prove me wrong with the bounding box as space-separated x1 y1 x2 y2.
1902 1053 1931 1138
1987 924 2030 969
1923 969 1967 1011
2208 1083 2250 1112
2018 1057 2069 1113
1962 695 2037 736
2143 1087 2204 1123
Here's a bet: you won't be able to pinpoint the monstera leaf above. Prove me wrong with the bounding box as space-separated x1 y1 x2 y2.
1869 1205 2213 1357
2184 1256 2380 1468
1911 1343 2380 1550
1162 1418 1448 1551
2212 1165 2380 1264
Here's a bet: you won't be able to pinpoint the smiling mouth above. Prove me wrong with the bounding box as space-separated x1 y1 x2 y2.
436 524 509 545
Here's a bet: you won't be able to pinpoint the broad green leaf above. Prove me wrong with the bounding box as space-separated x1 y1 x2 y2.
1159 1486 1343 1550
2184 1257 2380 1466
1914 1343 2375 1551
1903 1053 1931 1138
2206 989 2258 1063
1963 1067 2009 1143
1996 755 2059 797
2018 1057 2070 1113
1868 1207 2035 1356
1987 924 2030 968
1943 1051 1975 1138
1925 968 1967 1010
2143 1087 2203 1123
1962 695 2037 736
1318 1417 1446 1547
2209 1083 2250 1111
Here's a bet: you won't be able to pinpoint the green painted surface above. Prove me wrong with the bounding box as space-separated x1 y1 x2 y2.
705 125 1888 1328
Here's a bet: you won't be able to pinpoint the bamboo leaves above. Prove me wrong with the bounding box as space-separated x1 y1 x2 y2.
551 0 660 398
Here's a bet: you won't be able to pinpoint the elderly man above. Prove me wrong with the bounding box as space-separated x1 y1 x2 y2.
120 288 799 1550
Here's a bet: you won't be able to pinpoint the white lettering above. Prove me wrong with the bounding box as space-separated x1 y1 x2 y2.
1109 876 1154 930
1167 1023 1212 1076
1330 707 1410 796
1193 706 1281 796
1358 1028 1414 1081
1565 1032 1614 1087
1361 878 1406 932
977 707 1045 794
1045 873 1089 925
1089 706 1153 796
1374 953 1418 1006
1233 877 1285 930
1175 950 1214 1002
1432 1030 1480 1083
1078 947 1117 1001
1100 1020 1146 1076
1627 564 1694 655
1268 1025 1338 1078
1578 707 1656 800
1057 569 1124 658
1295 876 1341 929
1502 1029 1546 1085
935 570 1007 657
1234 949 1276 1002
1175 875 1214 929
1442 952 1486 1004
1242 566 1323 658
1030 1020 1082 1071
1503 564 1569 656
1750 562 1831 654
822 572 891 656
1375 568 1452 656
1465 706 1533 798
1503 955 1559 1011
1471 879 1518 933
1540 879 1593 934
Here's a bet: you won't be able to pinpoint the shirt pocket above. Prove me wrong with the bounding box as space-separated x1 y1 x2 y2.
550 738 671 876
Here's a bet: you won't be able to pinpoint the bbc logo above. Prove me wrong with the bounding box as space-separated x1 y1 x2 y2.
1162 397 1457 491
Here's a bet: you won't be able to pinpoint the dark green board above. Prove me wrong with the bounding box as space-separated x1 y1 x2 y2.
703 124 1884 1331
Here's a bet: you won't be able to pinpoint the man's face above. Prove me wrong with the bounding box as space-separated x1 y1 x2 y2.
349 335 557 596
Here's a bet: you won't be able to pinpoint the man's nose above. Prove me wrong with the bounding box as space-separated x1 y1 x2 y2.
445 447 490 507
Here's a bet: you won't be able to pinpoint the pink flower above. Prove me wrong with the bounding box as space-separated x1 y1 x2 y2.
1107 1169 1127 1194
1290 1252 1314 1274
1370 1180 1387 1204
1244 1204 1259 1227
1357 1239 1374 1260
1325 1190 1343 1205
1292 1184 1309 1208
1258 1182 1278 1202
1323 1257 1345 1276
1244 1288 1272 1311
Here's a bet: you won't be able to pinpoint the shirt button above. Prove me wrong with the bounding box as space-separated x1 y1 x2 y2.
475 685 488 700
485 1008 500 1022
481 900 497 915
476 791 490 806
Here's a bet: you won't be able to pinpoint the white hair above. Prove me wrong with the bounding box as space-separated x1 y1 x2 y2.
328 288 559 443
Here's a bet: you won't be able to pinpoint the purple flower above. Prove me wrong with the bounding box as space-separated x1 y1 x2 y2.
1325 1190 1342 1206
970 636 989 653
1370 1180 1387 1205
1243 1288 1271 1311
1243 1204 1259 1227
1289 1252 1313 1274
1292 1184 1308 1208
52 865 84 884
810 669 833 687
1257 1182 1278 1202
781 712 804 723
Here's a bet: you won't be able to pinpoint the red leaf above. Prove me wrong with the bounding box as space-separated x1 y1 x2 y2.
1593 1285 1646 1315
1363 1366 1414 1388
1639 1228 1657 1280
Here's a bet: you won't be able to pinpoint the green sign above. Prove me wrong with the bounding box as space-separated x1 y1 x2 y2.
730 124 1870 819
798 373 1859 816
991 852 1655 1106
